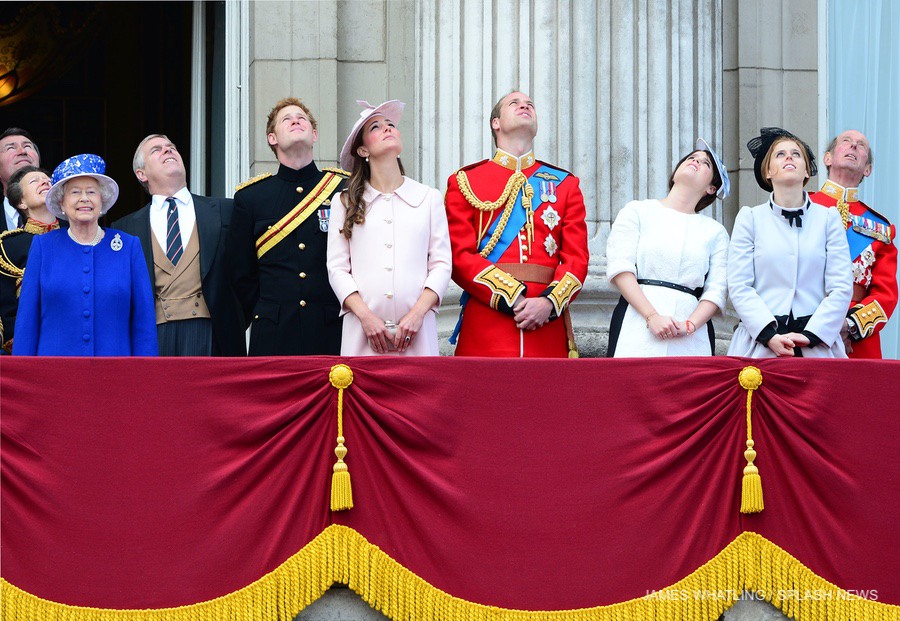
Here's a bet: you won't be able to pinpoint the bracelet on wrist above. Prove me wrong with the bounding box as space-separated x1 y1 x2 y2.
685 320 696 335
645 312 658 327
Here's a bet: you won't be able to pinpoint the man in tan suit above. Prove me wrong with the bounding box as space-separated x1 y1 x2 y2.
114 134 245 355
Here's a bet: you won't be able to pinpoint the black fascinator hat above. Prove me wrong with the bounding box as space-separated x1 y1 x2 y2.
747 127 817 192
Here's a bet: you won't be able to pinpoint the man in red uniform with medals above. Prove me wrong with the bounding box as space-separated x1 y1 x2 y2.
810 130 897 358
444 91 589 357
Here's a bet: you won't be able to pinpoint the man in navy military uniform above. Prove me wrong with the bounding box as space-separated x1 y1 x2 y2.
227 98 349 355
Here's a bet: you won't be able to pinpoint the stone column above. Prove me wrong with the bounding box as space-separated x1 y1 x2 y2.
417 0 726 355
722 0 820 230
245 1 417 178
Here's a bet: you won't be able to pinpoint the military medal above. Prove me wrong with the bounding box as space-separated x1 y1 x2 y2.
539 180 558 204
318 208 330 232
544 234 558 257
110 233 123 252
541 205 560 230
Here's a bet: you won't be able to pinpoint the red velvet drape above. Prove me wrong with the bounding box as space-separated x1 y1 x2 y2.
1 357 897 609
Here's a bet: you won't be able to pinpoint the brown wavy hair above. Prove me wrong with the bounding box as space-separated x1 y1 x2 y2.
340 128 405 239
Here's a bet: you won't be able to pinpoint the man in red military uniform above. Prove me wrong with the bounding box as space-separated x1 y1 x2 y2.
810 130 897 358
444 91 589 357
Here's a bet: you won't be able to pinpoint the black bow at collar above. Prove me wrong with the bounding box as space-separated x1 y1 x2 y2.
770 195 810 228
781 209 803 228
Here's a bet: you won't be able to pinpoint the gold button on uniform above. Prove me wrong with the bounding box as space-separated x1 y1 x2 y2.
299 243 306 250
299 300 307 307
299 272 307 278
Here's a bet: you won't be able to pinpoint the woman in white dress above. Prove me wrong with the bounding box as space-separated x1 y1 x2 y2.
606 139 730 357
727 128 852 358
327 100 451 356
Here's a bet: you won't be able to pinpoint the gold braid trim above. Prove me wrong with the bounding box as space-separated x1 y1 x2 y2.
0 229 27 279
2 527 895 621
456 170 531 258
456 169 526 212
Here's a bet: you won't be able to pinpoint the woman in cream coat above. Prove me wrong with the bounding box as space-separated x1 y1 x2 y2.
327 100 451 356
728 128 852 358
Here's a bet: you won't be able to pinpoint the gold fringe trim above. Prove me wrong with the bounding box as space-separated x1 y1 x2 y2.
738 366 764 513
3 527 897 621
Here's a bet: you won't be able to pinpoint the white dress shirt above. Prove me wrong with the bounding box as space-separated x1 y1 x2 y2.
149 187 196 252
4 196 21 230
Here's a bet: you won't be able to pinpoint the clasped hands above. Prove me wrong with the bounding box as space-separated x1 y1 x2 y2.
646 314 694 340
512 295 553 331
362 308 425 354
766 332 811 357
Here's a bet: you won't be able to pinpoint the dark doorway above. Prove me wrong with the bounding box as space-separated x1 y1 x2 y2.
0 1 194 220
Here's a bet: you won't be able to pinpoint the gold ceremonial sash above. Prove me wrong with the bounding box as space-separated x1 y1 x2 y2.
255 172 344 259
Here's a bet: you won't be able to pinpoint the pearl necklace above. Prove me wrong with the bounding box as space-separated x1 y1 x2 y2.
68 227 105 246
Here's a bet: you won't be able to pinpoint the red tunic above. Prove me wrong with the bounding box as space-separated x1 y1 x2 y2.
810 181 898 358
444 151 589 357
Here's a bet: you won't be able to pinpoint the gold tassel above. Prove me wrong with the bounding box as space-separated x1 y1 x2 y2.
738 366 764 513
567 340 579 358
523 183 535 253
329 364 355 511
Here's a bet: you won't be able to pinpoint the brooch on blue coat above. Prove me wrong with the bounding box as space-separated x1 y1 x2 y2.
110 233 123 251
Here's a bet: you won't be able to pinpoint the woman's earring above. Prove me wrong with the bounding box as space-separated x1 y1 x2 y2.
365 156 369 163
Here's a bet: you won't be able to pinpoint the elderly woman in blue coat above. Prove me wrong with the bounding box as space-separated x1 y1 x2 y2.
13 154 157 356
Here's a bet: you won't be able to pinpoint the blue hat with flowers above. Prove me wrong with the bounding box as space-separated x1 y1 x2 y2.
695 138 730 199
45 154 120 220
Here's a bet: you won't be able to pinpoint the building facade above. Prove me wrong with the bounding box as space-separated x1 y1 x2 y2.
219 0 826 358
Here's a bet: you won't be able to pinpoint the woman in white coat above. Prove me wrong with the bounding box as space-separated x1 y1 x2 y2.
327 100 451 356
727 127 852 358
606 139 730 356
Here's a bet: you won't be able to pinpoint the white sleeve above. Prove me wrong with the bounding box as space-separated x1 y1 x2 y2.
606 202 641 281
699 224 729 314
326 191 359 315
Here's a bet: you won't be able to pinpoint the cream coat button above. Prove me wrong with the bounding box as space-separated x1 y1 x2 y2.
299 300 307 307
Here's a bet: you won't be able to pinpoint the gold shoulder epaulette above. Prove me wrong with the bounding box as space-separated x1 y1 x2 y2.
323 166 351 178
234 172 272 192
0 228 27 279
0 228 26 242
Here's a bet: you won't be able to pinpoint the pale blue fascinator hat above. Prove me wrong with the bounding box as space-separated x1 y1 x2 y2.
695 138 730 199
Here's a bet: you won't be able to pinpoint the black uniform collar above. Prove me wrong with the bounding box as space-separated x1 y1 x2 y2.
276 161 321 184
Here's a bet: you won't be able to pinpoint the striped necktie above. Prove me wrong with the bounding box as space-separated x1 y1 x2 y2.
165 197 183 265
